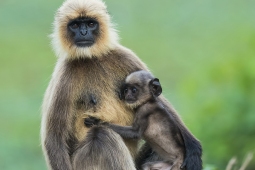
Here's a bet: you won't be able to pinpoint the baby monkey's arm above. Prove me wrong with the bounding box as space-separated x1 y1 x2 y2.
84 117 141 139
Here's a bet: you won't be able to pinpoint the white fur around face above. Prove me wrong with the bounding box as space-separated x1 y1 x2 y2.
51 0 119 59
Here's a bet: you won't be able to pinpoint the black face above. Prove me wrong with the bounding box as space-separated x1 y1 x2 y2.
122 85 139 103
68 18 99 47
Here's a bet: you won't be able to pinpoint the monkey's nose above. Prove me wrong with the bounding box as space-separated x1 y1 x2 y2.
80 29 87 36
80 24 87 36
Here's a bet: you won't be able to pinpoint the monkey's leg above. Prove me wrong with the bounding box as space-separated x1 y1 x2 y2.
72 126 136 170
135 142 165 170
159 97 202 170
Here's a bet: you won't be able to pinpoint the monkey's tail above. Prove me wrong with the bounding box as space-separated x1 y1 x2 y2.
180 132 203 170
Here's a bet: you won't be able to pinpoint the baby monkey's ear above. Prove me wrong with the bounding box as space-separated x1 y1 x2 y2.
149 78 162 97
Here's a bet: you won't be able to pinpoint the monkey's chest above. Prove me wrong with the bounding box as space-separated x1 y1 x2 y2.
74 89 137 157
71 58 121 107
74 90 133 141
70 62 134 141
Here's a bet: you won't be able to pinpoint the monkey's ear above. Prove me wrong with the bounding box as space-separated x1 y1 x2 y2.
149 78 162 97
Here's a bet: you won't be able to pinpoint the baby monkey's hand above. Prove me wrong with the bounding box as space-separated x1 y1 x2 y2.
84 116 101 128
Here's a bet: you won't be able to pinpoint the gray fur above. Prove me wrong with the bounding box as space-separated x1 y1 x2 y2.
72 126 136 170
42 0 202 170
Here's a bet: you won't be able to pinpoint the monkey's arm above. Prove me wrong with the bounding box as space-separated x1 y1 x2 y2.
84 117 141 139
107 123 141 139
41 63 74 170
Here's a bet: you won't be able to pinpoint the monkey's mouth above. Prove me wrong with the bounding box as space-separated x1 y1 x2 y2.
76 41 94 47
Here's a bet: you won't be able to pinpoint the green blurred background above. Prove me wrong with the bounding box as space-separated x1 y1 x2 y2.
0 0 255 169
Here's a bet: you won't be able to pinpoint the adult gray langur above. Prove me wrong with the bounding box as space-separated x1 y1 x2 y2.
41 0 202 169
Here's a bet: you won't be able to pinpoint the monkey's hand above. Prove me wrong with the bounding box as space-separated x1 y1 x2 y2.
84 116 101 127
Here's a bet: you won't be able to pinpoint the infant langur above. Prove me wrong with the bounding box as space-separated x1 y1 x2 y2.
86 70 185 170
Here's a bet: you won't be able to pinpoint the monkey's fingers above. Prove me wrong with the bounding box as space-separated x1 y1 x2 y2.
84 116 101 127
84 119 94 127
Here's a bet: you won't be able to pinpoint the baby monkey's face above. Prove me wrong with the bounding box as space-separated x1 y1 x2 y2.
122 83 152 107
123 84 141 103
121 70 162 108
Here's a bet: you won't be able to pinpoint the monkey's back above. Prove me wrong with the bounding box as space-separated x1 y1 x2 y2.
143 103 185 162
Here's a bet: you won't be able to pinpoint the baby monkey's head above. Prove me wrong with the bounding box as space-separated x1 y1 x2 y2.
121 70 162 108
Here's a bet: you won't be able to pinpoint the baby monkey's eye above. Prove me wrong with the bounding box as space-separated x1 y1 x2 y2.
132 88 137 94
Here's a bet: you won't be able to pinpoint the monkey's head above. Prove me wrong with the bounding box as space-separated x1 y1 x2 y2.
121 71 162 108
51 0 119 59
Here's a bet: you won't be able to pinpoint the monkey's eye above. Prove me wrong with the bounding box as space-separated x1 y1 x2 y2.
70 22 79 29
87 21 96 28
132 88 137 94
